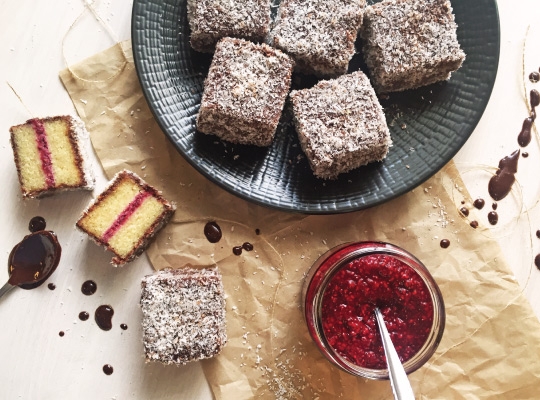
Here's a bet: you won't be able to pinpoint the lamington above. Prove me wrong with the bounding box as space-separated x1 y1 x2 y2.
196 37 294 146
140 267 227 365
9 115 94 198
76 170 175 266
187 0 271 52
289 71 392 179
360 0 466 93
268 0 366 77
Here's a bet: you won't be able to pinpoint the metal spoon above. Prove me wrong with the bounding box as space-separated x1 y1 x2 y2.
374 307 416 400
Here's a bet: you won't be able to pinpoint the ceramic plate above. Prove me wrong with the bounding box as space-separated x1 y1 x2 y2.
131 0 500 214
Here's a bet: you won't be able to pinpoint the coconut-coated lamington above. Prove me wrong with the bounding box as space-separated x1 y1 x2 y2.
76 170 175 266
196 37 294 146
187 0 271 52
290 71 392 180
140 267 227 365
268 0 366 77
360 0 466 93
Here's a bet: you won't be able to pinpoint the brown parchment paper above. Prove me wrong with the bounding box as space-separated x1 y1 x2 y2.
60 41 540 399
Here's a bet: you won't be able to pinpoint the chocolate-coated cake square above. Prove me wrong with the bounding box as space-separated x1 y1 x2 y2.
140 267 227 365
290 71 392 179
360 0 465 93
196 37 294 146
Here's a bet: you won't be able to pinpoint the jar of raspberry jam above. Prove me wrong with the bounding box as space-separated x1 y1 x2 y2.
302 242 445 380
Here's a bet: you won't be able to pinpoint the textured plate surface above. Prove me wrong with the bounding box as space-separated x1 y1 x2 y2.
131 0 500 214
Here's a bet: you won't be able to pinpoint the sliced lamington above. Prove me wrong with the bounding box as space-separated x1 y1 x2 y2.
268 0 366 77
187 0 271 52
9 115 94 198
196 37 294 146
290 71 392 180
360 0 466 93
76 170 175 266
140 267 227 365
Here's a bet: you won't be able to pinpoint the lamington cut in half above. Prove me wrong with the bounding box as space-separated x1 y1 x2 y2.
268 0 366 77
196 37 294 146
187 0 271 52
76 170 175 266
290 71 392 180
360 0 466 93
9 116 94 198
141 267 227 365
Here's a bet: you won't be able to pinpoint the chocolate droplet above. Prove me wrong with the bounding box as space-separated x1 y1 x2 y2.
488 150 520 201
459 207 469 217
81 280 97 296
440 239 450 249
79 311 90 321
470 221 479 229
473 198 485 210
103 364 114 375
242 242 254 251
29 216 46 232
232 246 242 256
487 211 499 225
95 305 114 331
204 221 222 243
48 283 56 290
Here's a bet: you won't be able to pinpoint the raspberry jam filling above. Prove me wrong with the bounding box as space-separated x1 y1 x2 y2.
101 191 151 242
321 254 434 370
30 118 55 188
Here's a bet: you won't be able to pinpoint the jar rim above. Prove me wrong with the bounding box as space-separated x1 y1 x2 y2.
303 241 446 380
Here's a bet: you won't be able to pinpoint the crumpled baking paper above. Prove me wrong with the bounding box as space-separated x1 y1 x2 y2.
60 41 540 399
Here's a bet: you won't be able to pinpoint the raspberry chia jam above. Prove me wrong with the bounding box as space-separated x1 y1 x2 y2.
302 242 445 380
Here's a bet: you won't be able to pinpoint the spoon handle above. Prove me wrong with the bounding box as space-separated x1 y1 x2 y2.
375 308 416 400
0 282 15 300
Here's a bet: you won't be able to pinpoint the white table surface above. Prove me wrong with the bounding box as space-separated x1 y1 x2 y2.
1 0 539 398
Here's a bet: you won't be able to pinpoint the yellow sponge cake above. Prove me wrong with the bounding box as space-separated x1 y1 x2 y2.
76 170 175 266
10 115 94 198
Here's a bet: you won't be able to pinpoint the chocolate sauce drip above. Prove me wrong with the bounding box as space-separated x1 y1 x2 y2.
488 149 520 201
459 207 469 217
204 221 222 243
531 89 540 108
59 331 64 337
440 239 450 248
492 202 498 210
81 280 97 296
523 152 529 158
103 364 113 375
255 228 261 235
79 311 90 321
530 71 540 83
518 117 534 147
242 242 254 251
48 283 56 290
537 230 540 239
232 246 242 256
535 254 540 270
487 211 499 225
95 305 114 331
8 230 61 289
120 323 128 330
473 198 485 210
470 221 479 229
29 216 46 232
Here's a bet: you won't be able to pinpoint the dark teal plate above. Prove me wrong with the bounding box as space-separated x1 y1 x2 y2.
131 0 500 214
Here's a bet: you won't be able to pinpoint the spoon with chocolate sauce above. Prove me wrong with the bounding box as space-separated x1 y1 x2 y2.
0 218 62 299
374 308 415 400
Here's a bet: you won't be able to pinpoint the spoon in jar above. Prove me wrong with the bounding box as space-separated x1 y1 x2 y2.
374 307 416 400
0 230 62 300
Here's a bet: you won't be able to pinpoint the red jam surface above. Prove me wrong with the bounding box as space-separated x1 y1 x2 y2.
321 254 434 370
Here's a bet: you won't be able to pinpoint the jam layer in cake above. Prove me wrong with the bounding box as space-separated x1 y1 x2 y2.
9 115 94 198
76 170 175 266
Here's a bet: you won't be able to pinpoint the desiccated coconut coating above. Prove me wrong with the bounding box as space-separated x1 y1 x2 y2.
290 71 392 180
140 267 227 365
196 37 294 146
360 0 466 93
186 0 271 52
268 0 366 77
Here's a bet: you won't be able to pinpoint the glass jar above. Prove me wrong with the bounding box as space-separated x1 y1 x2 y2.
302 241 445 380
